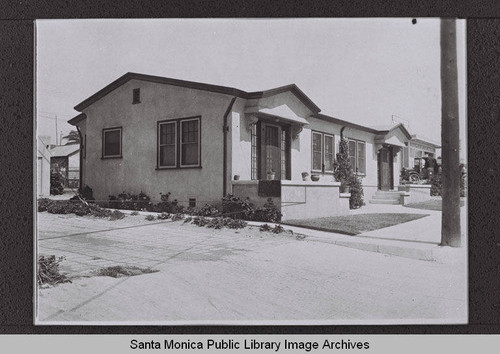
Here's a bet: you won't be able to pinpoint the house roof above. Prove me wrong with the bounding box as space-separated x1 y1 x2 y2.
410 134 441 148
68 113 86 126
312 113 380 134
50 144 80 157
73 72 321 114
378 123 413 140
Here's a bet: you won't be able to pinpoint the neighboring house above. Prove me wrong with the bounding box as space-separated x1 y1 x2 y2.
49 144 80 189
69 72 434 220
37 135 52 197
400 134 441 171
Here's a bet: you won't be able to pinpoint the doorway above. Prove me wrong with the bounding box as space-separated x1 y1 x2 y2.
259 122 290 180
378 146 393 190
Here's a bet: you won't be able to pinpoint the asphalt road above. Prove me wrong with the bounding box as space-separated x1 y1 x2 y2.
36 212 467 325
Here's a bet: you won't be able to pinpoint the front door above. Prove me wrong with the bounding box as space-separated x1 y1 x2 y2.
261 123 281 180
378 147 393 190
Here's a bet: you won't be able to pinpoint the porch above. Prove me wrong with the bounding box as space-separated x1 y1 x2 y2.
232 179 351 221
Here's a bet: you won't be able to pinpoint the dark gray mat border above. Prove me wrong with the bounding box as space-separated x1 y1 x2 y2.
1 3 499 334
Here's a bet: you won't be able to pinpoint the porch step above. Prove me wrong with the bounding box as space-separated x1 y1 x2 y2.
372 194 401 200
369 199 401 205
369 191 403 205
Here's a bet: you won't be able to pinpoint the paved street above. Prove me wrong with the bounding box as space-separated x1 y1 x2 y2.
37 212 467 324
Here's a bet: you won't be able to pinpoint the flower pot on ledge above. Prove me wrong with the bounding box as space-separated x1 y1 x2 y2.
340 185 350 193
310 174 320 182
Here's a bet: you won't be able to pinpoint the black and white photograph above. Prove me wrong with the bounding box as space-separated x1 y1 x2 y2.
35 18 467 325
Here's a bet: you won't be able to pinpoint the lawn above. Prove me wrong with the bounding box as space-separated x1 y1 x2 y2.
283 213 428 235
404 199 465 211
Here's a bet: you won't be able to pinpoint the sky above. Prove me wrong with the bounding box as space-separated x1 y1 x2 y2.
36 18 466 156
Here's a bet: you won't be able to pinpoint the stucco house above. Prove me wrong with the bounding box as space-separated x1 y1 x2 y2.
69 72 432 220
49 144 80 189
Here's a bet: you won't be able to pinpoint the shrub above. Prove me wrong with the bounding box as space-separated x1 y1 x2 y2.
70 185 95 202
109 210 125 221
50 172 64 195
171 213 185 221
183 216 193 224
192 216 209 227
97 265 158 278
130 210 139 216
37 255 71 285
148 192 184 213
271 224 285 234
333 138 352 187
206 217 227 229
145 214 156 221
190 204 220 217
37 198 52 212
156 212 170 220
226 218 247 229
259 224 272 232
221 194 254 219
348 174 365 209
108 191 152 211
430 172 466 197
430 174 442 196
252 198 282 222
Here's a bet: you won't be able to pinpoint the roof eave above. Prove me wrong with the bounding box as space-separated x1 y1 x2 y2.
68 113 87 126
312 114 379 134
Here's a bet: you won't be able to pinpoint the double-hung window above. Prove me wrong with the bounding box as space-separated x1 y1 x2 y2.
311 131 335 173
157 117 201 169
102 127 122 158
347 138 366 175
158 121 177 168
180 118 200 167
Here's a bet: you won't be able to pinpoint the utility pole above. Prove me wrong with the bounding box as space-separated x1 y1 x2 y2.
440 18 461 247
55 114 58 145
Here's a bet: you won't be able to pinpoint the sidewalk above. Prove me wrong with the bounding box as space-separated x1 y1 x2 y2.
254 203 467 264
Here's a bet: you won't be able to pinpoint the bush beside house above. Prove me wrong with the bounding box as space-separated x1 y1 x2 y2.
334 138 365 209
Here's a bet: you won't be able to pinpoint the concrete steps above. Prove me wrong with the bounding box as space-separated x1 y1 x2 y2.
369 191 402 205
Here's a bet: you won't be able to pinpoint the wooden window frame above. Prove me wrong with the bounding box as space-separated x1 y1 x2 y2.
102 127 122 159
180 117 201 168
346 138 366 176
157 121 177 169
311 130 335 174
156 116 202 170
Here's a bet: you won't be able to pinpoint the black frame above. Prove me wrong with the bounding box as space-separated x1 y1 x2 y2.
156 116 202 170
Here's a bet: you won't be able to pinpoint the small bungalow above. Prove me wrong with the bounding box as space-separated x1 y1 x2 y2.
37 135 52 196
49 144 80 189
69 72 434 220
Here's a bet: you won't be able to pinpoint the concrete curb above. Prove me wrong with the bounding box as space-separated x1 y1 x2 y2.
247 221 466 265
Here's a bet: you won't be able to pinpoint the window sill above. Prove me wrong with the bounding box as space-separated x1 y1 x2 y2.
156 165 202 170
101 156 122 160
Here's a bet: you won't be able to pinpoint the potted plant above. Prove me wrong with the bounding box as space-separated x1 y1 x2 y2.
311 174 320 181
301 172 309 181
266 170 275 180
